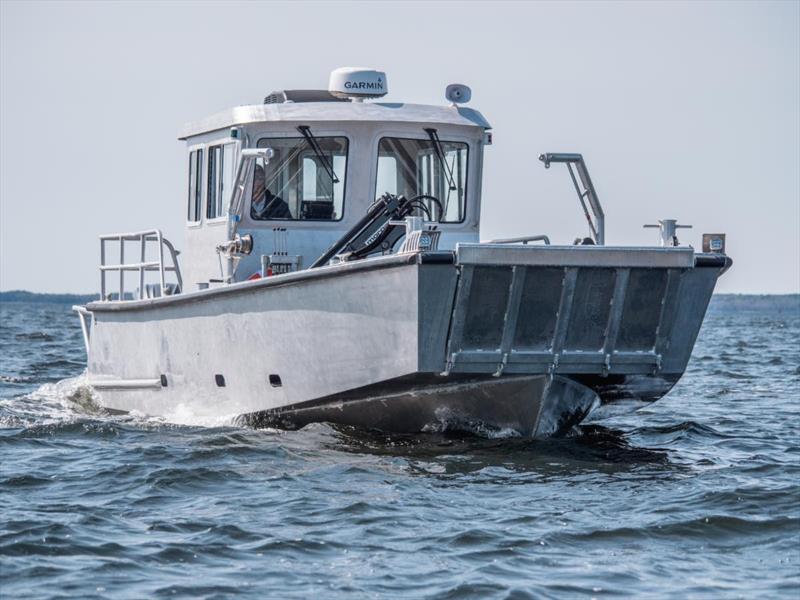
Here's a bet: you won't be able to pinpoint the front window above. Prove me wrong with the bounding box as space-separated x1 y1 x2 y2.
251 136 348 221
376 137 468 222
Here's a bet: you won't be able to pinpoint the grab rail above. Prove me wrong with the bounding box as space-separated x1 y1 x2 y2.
72 305 92 354
99 229 183 301
539 153 605 245
488 235 551 245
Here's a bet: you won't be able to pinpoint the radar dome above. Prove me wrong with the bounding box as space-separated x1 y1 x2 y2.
329 67 388 101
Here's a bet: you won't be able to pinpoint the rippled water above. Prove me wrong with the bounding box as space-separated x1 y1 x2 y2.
1 296 799 598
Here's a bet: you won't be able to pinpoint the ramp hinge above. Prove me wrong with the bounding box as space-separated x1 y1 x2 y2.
602 353 611 377
492 353 509 378
440 353 456 377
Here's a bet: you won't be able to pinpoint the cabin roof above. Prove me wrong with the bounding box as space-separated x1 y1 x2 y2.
179 102 491 140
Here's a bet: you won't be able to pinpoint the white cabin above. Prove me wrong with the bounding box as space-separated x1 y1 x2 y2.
177 70 491 289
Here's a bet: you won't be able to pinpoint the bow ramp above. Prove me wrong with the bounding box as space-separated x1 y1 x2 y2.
442 243 708 379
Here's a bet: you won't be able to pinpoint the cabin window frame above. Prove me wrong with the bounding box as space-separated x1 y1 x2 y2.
186 146 205 226
372 133 470 225
206 142 237 224
246 133 350 224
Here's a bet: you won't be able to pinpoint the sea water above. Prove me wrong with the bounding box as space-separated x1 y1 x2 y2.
1 295 798 598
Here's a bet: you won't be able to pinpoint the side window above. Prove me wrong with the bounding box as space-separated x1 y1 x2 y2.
207 146 219 219
187 149 203 222
207 143 236 220
222 144 235 213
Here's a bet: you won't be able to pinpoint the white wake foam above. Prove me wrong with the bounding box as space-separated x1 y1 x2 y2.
0 374 243 430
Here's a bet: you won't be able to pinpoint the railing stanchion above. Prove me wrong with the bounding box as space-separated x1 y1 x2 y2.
139 235 146 299
156 231 166 296
119 236 125 301
100 238 106 300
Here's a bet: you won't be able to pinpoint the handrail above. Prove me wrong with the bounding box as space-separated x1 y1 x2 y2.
539 153 605 245
72 305 91 355
99 229 183 301
488 235 551 245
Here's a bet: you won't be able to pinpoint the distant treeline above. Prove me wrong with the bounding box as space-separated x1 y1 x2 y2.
708 294 799 314
0 290 97 304
1 290 798 311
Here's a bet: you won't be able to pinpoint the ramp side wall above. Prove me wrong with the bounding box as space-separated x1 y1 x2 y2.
659 265 720 373
417 264 460 372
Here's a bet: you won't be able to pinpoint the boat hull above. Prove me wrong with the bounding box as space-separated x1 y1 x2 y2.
81 246 728 435
240 374 611 437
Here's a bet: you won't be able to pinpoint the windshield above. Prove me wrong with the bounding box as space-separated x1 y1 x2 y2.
376 137 468 223
251 136 348 221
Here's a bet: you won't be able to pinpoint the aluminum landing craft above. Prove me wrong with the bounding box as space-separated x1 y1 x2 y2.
74 67 731 436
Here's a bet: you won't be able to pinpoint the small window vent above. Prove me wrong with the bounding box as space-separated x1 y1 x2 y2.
215 374 226 387
269 374 282 387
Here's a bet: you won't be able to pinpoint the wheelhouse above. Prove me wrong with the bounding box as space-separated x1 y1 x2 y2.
177 94 491 289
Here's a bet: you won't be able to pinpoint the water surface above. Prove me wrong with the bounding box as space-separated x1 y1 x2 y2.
1 296 798 598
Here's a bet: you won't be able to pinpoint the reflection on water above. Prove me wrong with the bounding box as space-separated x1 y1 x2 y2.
327 424 670 476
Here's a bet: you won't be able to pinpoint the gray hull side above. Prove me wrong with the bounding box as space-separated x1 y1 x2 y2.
87 258 424 419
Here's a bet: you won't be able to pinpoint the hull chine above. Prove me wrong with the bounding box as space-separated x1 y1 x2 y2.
238 374 601 438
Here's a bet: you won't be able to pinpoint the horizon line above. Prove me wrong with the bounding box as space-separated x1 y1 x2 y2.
1 289 799 298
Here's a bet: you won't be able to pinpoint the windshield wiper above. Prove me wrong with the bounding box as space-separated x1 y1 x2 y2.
297 125 339 183
424 128 456 191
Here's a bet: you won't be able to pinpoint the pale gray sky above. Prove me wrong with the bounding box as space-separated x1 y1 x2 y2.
1 0 798 293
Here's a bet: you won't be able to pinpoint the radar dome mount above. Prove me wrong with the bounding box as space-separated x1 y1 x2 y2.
329 67 388 102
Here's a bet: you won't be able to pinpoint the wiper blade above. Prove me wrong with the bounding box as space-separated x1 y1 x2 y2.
297 125 339 183
424 128 456 191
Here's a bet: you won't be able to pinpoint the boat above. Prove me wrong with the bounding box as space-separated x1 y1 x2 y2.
73 67 732 436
